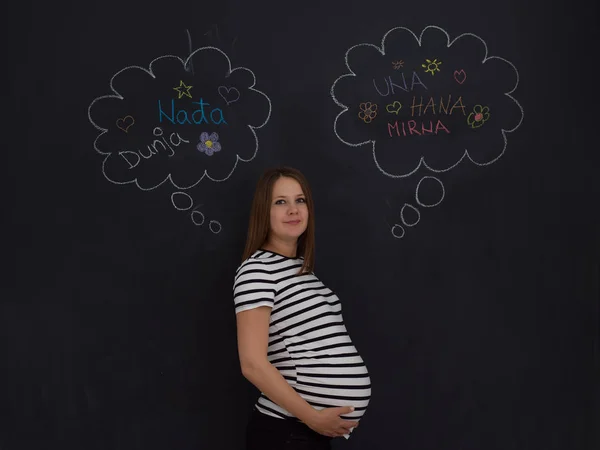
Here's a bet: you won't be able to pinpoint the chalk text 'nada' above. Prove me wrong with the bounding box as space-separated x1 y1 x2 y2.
158 98 227 125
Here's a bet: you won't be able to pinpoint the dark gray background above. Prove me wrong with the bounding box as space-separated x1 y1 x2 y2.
5 1 598 449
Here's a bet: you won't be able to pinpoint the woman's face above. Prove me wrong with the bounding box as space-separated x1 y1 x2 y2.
269 176 308 243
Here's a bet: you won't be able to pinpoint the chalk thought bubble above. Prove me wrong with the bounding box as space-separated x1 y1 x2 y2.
331 26 524 178
88 46 272 190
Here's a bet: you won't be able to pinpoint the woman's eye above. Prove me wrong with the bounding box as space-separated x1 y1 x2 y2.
274 198 305 205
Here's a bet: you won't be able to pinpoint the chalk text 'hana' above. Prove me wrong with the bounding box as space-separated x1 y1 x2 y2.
410 95 466 117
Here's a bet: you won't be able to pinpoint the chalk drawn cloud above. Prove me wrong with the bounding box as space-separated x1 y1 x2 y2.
88 46 272 190
331 26 524 178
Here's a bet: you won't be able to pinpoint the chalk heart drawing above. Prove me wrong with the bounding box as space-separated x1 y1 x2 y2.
87 46 272 191
218 86 240 105
330 25 524 179
116 115 135 132
453 69 467 84
386 101 402 114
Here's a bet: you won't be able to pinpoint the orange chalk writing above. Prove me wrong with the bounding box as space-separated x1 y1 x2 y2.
410 95 466 117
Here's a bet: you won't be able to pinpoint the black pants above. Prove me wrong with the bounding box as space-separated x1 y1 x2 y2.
245 407 332 450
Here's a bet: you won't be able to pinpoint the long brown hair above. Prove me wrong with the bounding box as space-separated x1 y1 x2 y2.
242 166 315 274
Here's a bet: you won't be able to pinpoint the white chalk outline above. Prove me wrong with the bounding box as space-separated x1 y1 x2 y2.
88 46 272 191
400 203 421 227
209 220 222 234
330 25 524 178
391 224 405 239
171 191 194 210
191 209 206 226
415 176 445 208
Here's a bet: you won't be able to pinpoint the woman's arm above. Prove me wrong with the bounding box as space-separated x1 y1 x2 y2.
236 306 319 424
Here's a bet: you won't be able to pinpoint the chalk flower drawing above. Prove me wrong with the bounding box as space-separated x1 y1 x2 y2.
197 132 222 155
467 105 490 128
330 25 524 179
358 102 378 123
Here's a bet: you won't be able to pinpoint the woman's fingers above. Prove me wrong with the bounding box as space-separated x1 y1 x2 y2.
340 420 358 431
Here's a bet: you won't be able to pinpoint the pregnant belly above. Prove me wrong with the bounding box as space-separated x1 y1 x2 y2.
292 353 371 420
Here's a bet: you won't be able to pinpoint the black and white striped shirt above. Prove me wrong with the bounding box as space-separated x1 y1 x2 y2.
233 249 371 438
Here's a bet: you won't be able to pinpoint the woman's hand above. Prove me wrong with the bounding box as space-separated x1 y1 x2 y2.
304 406 359 437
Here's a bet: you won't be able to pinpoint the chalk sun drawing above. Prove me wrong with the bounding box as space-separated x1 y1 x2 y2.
330 25 524 179
88 46 272 192
422 58 442 75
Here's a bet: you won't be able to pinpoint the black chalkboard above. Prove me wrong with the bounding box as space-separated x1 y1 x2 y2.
6 1 599 449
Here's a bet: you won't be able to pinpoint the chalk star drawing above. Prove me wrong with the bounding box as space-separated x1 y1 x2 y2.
173 80 193 99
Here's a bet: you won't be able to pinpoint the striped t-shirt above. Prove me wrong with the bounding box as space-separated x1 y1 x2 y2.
233 249 371 439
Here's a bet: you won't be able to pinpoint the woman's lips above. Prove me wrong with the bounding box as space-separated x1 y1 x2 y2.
285 220 301 225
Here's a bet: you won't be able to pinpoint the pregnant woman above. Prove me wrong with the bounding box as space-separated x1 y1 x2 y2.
233 166 371 450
